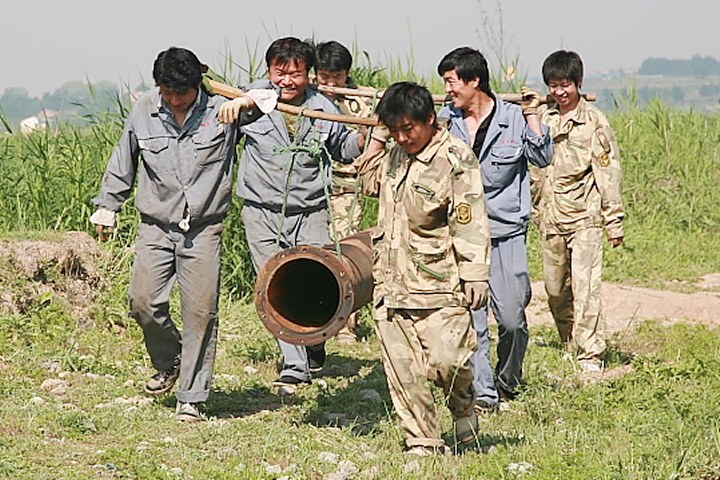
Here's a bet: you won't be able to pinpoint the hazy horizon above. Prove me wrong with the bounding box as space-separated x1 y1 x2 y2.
3 0 719 97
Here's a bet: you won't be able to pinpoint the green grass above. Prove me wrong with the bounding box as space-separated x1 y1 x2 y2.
2 282 720 479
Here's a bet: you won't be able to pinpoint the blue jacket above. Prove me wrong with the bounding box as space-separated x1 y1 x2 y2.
438 93 552 238
236 79 362 212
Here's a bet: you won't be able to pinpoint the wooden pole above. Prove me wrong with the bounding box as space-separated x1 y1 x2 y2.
208 79 596 127
314 84 596 104
208 80 380 127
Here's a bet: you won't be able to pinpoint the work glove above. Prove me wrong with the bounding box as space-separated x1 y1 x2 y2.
218 96 254 124
520 86 540 115
370 124 391 143
463 281 490 310
89 207 117 242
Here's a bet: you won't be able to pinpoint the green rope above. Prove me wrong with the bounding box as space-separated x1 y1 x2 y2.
272 110 343 259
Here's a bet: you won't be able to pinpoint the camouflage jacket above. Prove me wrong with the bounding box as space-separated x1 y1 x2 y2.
533 98 625 239
373 127 491 310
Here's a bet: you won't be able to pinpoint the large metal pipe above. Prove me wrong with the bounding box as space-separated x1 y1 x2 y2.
254 231 374 346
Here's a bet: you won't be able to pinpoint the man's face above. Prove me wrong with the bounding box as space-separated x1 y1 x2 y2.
268 58 310 103
442 69 480 110
159 85 198 115
316 69 349 98
387 115 436 155
547 78 580 110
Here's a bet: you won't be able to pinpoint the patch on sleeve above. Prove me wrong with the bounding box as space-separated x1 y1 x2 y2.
599 153 611 167
455 203 472 224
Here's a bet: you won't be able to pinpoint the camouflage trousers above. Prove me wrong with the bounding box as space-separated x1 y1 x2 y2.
542 227 606 361
375 305 477 448
331 191 363 339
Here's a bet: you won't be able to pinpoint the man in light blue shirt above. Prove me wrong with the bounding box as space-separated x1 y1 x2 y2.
437 47 552 409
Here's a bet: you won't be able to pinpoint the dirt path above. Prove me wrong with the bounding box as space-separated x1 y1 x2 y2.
526 273 720 334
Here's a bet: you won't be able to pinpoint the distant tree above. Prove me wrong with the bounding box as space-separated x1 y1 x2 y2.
0 87 42 122
671 86 685 103
639 55 720 78
699 84 720 97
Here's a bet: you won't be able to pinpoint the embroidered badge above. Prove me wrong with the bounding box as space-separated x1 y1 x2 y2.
600 153 611 167
456 203 472 224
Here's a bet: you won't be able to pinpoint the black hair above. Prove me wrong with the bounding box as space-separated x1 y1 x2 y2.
315 41 352 72
152 47 203 93
376 82 435 129
437 47 491 94
542 50 584 86
265 37 316 72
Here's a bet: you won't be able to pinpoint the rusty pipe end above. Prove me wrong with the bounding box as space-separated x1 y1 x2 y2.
255 245 356 346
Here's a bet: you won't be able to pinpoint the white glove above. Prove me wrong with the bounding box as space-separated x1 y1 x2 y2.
218 96 253 124
90 207 117 242
90 207 116 227
245 89 278 114
218 89 278 124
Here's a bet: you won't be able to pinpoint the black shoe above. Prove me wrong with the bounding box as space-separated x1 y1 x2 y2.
307 348 326 373
273 375 310 396
145 365 180 395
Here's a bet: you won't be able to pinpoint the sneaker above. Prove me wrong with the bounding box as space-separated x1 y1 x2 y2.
307 348 326 373
335 331 358 345
474 400 498 418
273 375 310 396
579 360 602 372
454 412 479 445
404 445 450 456
176 402 202 422
145 365 179 395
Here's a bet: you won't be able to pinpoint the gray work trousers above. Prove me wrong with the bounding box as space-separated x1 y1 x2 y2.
129 220 223 404
242 203 328 382
470 234 531 406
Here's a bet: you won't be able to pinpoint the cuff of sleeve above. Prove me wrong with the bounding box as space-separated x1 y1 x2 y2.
346 132 363 159
459 262 490 282
524 123 551 144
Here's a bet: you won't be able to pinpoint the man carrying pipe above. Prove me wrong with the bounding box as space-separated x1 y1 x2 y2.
312 40 388 345
218 37 365 395
436 47 553 413
362 82 491 455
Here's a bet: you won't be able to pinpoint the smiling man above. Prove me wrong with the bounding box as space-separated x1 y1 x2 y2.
366 81 491 455
436 47 553 413
533 50 625 372
218 37 365 395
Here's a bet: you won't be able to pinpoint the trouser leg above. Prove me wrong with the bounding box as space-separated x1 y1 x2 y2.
568 228 606 361
174 221 223 403
129 222 181 372
491 235 531 395
543 232 574 348
469 305 498 406
331 192 362 340
376 306 476 448
242 203 328 382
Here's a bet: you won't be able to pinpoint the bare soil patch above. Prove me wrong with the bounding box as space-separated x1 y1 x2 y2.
526 274 720 335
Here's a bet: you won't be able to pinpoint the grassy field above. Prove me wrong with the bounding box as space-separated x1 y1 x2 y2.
1 64 720 478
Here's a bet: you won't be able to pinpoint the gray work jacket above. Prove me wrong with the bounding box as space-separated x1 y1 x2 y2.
438 93 552 238
93 88 237 227
236 79 362 212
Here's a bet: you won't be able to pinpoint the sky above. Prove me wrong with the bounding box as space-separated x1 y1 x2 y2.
3 0 720 97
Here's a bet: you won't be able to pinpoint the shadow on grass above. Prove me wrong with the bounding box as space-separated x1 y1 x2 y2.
299 352 389 436
157 385 304 419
